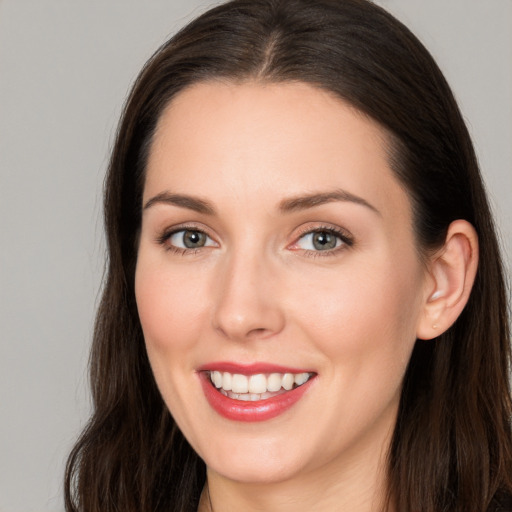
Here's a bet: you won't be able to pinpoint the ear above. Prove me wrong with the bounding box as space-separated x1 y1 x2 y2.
416 220 479 340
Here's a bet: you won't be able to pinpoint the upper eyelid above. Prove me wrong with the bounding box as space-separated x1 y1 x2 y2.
293 224 353 241
160 222 213 236
157 223 217 244
292 223 354 249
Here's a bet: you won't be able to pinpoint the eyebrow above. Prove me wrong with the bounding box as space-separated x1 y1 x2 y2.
279 189 380 216
143 192 216 215
143 188 380 216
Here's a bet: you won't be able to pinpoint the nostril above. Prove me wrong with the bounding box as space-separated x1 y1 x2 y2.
247 327 268 337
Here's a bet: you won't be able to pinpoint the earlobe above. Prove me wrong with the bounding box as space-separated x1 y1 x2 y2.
416 220 479 340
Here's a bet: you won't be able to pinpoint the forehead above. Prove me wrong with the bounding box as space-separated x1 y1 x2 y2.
144 81 411 222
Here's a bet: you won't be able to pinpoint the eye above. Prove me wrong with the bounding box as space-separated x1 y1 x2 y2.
167 229 216 249
293 228 352 253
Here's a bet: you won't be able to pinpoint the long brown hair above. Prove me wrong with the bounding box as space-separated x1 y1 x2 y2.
65 1 512 510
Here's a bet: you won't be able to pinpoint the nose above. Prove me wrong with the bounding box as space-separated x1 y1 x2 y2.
211 250 286 342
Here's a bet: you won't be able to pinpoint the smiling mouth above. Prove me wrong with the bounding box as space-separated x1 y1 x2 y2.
208 370 314 402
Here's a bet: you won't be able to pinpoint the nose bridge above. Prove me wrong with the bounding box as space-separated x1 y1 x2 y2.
212 243 284 341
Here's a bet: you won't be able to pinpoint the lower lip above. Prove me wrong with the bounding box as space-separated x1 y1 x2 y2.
199 373 315 422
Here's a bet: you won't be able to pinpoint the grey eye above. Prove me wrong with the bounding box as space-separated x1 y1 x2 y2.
169 229 214 249
296 230 343 251
312 231 338 250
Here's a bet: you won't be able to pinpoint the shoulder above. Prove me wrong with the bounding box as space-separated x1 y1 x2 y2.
488 491 512 512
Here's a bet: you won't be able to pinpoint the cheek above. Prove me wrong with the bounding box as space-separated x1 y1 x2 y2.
289 252 424 366
135 258 209 356
134 256 212 434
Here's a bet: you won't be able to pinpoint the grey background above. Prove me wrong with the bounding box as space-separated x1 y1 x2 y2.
0 1 510 510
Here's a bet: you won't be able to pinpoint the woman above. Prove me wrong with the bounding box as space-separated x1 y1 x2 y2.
65 0 512 510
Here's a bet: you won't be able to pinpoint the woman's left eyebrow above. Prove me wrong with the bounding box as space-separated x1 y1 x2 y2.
279 189 381 216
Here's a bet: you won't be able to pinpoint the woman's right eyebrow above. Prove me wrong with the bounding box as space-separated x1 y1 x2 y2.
143 192 216 215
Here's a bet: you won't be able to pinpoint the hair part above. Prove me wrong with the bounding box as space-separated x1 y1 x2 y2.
65 1 512 511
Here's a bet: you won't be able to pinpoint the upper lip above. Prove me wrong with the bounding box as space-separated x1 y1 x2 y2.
196 361 315 375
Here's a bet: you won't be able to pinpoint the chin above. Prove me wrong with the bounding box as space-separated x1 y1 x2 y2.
207 456 304 485
194 432 308 484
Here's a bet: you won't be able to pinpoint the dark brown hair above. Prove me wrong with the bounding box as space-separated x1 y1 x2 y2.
65 1 512 511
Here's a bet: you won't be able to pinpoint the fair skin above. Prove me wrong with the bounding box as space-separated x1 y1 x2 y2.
135 81 478 511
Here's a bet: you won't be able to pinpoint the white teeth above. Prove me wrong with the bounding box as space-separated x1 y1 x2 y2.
212 371 222 388
282 373 294 390
222 372 232 391
231 374 249 393
248 374 267 394
294 372 309 386
209 370 313 397
267 373 282 392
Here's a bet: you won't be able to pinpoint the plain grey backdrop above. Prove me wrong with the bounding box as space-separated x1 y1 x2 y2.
0 1 510 510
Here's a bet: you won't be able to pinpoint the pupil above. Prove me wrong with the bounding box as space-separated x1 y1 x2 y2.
313 231 336 250
183 230 205 248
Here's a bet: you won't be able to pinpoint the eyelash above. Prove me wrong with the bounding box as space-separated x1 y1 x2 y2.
156 224 354 257
156 224 216 255
291 225 354 258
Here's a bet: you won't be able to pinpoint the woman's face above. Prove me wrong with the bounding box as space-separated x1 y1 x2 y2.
135 82 430 485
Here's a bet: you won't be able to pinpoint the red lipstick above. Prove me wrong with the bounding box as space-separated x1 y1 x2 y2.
197 362 316 422
197 361 313 375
